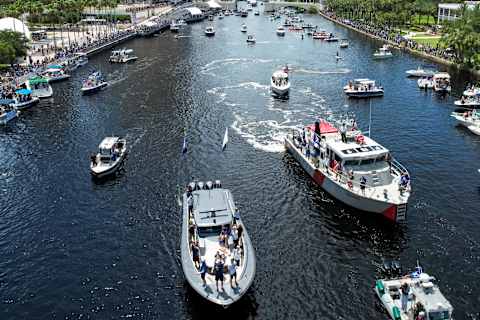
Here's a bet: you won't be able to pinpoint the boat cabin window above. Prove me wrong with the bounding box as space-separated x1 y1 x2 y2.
100 148 112 155
198 225 223 238
359 158 375 165
343 159 359 166
428 311 450 320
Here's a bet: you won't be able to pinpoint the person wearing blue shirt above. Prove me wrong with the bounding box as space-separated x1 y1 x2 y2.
199 258 208 286
228 258 238 288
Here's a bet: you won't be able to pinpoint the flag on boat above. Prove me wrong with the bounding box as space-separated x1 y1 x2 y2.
182 135 187 154
222 127 229 150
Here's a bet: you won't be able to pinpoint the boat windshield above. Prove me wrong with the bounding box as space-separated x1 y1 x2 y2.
428 311 451 320
198 225 223 238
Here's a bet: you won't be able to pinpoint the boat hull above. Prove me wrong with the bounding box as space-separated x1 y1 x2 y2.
47 75 70 83
345 90 384 98
90 151 126 178
81 82 108 95
285 137 406 222
13 98 40 110
0 110 19 125
468 125 480 135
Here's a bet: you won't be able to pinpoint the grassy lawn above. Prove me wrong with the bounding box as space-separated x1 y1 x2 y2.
411 15 435 26
410 36 441 47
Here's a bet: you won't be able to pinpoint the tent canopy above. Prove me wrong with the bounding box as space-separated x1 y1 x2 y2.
207 0 222 9
186 7 202 16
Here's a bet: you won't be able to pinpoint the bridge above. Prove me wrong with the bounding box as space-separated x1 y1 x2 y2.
262 0 323 12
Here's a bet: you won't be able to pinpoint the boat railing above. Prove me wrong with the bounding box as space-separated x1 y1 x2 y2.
290 129 406 199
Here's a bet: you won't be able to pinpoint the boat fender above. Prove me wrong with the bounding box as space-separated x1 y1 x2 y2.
392 306 401 320
375 280 385 295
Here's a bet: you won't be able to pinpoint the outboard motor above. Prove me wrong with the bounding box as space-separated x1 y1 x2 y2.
188 182 196 191
206 181 213 190
197 181 204 190
214 180 221 188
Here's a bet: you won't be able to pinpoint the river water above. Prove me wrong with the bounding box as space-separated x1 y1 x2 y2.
1 5 479 320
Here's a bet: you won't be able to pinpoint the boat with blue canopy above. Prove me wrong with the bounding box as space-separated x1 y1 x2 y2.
12 89 39 110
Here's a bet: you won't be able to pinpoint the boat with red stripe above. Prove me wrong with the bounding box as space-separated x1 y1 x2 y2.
285 119 411 222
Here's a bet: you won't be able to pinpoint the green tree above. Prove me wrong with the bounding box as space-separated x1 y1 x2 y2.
0 30 29 64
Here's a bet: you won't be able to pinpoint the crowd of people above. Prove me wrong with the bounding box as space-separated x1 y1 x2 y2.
322 11 456 63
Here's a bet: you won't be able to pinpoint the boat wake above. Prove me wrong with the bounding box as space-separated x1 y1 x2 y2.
201 57 274 77
294 68 351 75
208 82 335 153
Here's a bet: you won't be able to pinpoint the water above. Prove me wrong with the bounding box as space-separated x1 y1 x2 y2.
1 8 480 320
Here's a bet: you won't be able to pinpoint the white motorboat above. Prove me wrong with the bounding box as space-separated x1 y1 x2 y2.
285 119 410 222
81 71 108 95
417 77 434 89
43 65 71 83
325 35 339 42
109 49 138 63
454 96 480 107
373 45 393 59
246 34 256 44
467 124 480 135
405 67 435 78
339 39 349 48
170 20 180 32
450 109 480 127
432 73 451 93
254 10 260 16
63 52 88 72
270 69 290 98
249 0 257 6
241 23 247 33
90 137 127 178
344 79 384 98
0 99 19 125
11 89 40 110
463 85 480 97
205 26 215 36
25 76 53 99
276 26 286 36
246 4 253 11
218 12 224 19
375 265 453 320
181 180 256 307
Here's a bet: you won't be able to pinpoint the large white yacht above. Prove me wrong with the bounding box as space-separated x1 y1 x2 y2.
375 265 453 320
181 180 256 307
90 137 127 178
285 119 410 222
344 79 384 98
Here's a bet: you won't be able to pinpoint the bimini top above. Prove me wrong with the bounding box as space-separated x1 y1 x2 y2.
0 98 14 105
47 64 63 70
99 137 120 150
186 7 202 16
29 76 48 85
207 0 222 9
306 120 338 134
328 135 389 160
193 189 233 228
15 88 32 95
433 72 450 79
272 70 288 79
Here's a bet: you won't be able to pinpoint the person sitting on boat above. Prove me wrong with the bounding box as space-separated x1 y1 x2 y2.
399 172 410 193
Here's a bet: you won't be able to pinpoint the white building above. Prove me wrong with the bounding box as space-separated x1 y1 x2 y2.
437 1 479 24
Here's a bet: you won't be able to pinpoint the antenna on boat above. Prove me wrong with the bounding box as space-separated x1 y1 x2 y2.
368 99 372 138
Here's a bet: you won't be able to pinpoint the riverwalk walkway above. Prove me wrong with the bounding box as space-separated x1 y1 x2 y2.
318 10 480 78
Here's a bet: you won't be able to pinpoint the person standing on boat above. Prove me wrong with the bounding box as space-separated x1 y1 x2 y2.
401 282 410 311
360 176 367 195
199 258 208 286
340 122 347 143
228 258 238 288
192 241 200 269
214 257 225 292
